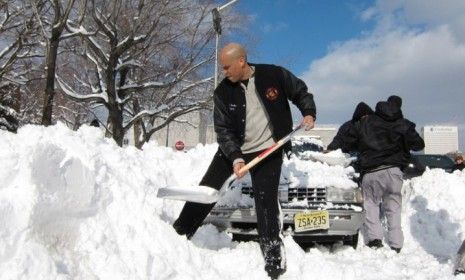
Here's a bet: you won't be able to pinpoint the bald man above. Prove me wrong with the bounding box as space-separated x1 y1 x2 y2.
173 43 316 279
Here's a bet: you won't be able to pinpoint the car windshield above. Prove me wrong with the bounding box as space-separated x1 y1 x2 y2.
414 155 454 169
291 138 323 160
292 142 322 154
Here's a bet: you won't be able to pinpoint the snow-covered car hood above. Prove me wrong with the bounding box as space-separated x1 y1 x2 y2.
217 151 358 207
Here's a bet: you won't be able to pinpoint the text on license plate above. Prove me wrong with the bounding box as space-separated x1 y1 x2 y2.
294 210 330 232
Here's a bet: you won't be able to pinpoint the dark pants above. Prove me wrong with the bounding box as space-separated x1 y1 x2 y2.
173 148 285 276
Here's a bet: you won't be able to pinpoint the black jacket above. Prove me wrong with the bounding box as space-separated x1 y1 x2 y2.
328 102 373 151
342 101 424 173
328 120 352 151
453 163 465 172
213 63 316 161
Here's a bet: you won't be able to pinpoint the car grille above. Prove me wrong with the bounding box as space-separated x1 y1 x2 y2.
241 186 327 203
288 187 326 202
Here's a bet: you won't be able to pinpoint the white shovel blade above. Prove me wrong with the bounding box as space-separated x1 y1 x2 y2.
157 186 219 204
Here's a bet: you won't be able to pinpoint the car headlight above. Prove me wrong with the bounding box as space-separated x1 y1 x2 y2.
326 186 363 203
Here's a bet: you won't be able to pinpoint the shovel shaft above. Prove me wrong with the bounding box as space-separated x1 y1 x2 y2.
237 125 302 174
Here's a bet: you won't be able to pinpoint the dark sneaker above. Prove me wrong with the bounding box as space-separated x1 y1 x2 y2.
454 269 464 276
367 239 383 248
390 247 401 253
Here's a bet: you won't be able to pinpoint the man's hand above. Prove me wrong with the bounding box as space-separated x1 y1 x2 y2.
301 115 315 131
233 161 247 178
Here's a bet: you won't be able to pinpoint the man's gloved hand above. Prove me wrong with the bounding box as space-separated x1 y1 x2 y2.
301 115 315 131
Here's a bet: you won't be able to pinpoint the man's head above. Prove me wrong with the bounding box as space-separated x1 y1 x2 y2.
455 154 463 164
387 95 402 109
352 102 373 122
219 43 248 83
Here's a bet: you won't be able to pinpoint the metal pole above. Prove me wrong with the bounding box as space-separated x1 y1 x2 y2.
213 0 239 88
165 123 170 147
215 33 219 88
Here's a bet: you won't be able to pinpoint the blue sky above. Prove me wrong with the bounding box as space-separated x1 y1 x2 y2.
234 0 374 74
221 0 465 152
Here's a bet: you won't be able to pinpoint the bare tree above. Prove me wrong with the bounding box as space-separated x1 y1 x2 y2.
0 0 43 129
0 83 20 132
29 0 86 126
59 0 223 146
0 1 38 84
124 1 219 147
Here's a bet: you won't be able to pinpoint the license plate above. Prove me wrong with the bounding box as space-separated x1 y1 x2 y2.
294 210 329 232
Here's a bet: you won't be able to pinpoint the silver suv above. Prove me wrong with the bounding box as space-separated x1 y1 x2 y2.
204 137 365 248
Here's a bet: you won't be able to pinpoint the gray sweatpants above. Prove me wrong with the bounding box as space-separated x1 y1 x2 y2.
362 167 404 248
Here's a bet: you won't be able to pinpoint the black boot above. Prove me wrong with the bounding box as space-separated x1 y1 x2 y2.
172 220 195 239
367 239 383 249
390 246 401 253
263 241 286 279
265 263 286 280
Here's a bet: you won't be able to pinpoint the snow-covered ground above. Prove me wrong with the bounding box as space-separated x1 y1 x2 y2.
1 123 465 280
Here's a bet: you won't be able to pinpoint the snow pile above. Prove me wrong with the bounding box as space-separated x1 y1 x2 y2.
291 135 324 148
405 169 465 261
0 124 464 280
281 153 357 189
303 150 354 168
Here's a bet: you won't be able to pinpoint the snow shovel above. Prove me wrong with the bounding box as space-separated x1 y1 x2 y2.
157 125 303 204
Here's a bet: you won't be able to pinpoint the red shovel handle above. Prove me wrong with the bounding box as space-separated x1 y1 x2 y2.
238 125 302 174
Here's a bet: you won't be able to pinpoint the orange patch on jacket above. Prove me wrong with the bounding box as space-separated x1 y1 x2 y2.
265 87 279 101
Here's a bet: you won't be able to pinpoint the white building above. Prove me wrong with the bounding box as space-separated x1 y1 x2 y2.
149 117 338 150
152 110 215 149
422 126 459 154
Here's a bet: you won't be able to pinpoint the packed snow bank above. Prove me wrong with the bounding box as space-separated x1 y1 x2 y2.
0 124 464 280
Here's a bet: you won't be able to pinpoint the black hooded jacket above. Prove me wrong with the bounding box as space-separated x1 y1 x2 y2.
342 101 425 173
453 163 465 172
213 63 316 161
327 102 373 151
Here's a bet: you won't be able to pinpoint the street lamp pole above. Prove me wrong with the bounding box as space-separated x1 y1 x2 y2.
212 0 239 88
165 122 170 147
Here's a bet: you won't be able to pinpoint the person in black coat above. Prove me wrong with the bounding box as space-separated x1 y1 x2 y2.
172 43 316 279
345 101 425 173
341 100 424 252
327 102 374 176
387 95 402 114
327 102 373 152
453 155 465 171
387 95 422 164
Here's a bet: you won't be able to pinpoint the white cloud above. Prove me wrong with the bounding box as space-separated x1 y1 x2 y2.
364 0 465 42
261 22 289 33
301 0 465 151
